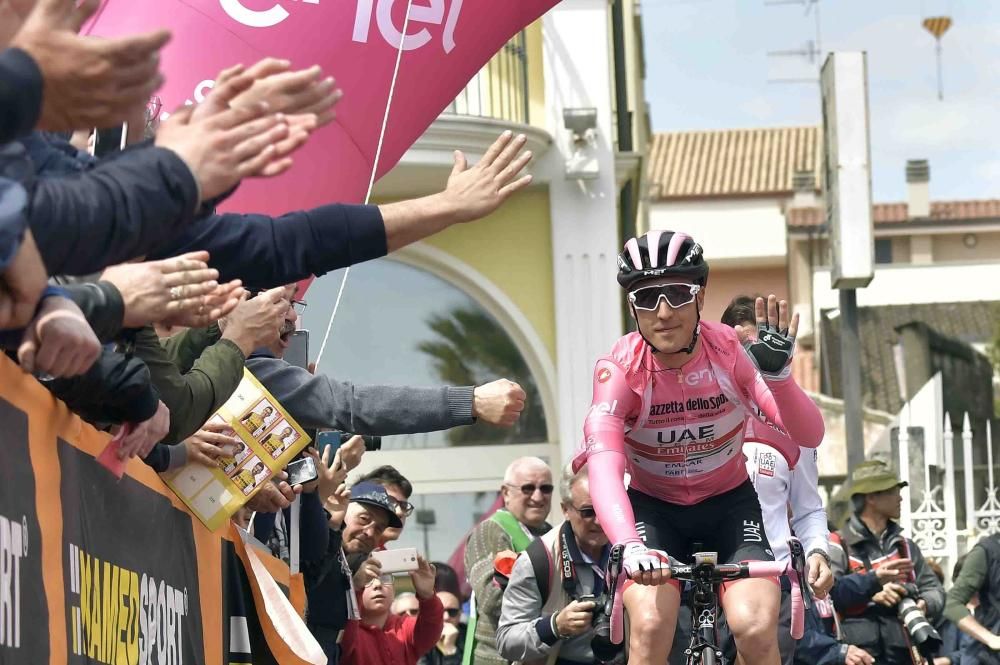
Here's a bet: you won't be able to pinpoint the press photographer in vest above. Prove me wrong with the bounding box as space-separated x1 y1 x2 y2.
497 463 620 665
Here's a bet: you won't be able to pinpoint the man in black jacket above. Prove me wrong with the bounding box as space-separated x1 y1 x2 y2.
829 461 946 664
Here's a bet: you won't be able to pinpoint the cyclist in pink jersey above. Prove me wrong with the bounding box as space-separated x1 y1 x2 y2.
576 230 825 665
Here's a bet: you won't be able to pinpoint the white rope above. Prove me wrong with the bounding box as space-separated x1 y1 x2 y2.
314 0 416 368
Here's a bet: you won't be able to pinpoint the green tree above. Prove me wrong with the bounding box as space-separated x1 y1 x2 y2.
416 306 546 445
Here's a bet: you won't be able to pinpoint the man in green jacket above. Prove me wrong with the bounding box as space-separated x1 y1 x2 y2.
464 456 553 665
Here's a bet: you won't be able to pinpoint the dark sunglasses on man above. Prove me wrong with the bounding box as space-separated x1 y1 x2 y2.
505 482 554 496
443 607 461 618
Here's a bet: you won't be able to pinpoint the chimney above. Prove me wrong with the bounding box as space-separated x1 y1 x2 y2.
906 159 930 218
790 169 817 208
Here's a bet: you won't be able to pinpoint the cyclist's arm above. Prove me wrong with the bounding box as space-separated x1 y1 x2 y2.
789 448 829 556
581 358 641 546
738 352 824 449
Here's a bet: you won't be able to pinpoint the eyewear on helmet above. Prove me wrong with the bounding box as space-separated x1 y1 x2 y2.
628 283 701 311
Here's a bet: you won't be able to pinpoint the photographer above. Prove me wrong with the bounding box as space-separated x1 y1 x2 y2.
497 464 619 665
830 461 945 664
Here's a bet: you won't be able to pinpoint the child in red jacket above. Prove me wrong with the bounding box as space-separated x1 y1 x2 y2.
341 557 444 665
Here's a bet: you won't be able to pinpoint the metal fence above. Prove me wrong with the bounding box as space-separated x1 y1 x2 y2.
445 31 530 125
898 405 1000 573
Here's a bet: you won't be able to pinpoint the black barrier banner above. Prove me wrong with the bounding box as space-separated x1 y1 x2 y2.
0 400 48 665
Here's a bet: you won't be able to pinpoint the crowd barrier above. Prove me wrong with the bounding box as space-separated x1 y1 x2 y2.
0 355 320 665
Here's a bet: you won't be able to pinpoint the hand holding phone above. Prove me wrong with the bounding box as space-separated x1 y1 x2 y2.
372 547 420 574
285 456 318 486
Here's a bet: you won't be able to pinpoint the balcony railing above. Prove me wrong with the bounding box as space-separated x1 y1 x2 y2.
445 31 530 125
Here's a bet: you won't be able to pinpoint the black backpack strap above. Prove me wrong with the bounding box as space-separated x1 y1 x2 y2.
526 536 552 601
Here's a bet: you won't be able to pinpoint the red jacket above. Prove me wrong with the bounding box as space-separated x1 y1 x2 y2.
341 594 444 665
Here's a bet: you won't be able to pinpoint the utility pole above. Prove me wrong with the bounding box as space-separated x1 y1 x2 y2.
820 52 874 473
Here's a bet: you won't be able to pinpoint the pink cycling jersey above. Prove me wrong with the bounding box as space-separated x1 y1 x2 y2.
578 321 825 547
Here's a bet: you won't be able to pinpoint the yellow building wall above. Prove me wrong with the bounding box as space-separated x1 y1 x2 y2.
422 188 557 362
525 20 546 130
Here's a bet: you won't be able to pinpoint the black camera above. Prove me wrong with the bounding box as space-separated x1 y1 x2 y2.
896 586 942 657
578 594 624 664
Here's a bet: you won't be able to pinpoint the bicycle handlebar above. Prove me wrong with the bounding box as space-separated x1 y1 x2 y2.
605 538 813 647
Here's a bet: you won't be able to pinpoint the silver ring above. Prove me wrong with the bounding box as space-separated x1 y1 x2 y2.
170 286 182 300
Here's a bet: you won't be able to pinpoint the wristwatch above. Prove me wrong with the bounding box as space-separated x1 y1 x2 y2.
807 548 832 565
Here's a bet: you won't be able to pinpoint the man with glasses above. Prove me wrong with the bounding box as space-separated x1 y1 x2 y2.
464 456 553 665
829 461 945 665
497 463 613 665
358 465 415 545
305 481 404 662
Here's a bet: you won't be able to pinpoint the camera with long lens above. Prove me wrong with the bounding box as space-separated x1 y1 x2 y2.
896 585 942 657
578 593 624 664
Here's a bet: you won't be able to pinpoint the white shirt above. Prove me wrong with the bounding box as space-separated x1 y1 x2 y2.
744 441 829 563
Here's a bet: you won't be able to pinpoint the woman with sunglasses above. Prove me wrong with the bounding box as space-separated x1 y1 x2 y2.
575 230 825 665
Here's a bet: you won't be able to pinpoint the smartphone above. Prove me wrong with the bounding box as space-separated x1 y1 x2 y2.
372 548 419 574
284 329 310 370
316 431 343 463
285 457 318 486
93 123 127 158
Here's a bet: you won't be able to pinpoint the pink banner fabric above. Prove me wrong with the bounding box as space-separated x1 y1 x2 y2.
86 0 558 215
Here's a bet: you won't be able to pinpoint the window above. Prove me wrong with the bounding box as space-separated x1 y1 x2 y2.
874 238 893 264
300 259 548 449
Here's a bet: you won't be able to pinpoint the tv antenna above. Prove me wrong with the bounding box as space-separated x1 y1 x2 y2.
765 0 823 85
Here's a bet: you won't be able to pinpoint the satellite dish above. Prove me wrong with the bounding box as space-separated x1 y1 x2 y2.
922 16 952 100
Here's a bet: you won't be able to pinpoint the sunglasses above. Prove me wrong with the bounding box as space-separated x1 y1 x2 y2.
388 497 415 516
402 608 420 617
628 283 701 311
505 483 554 496
568 504 597 519
443 607 461 618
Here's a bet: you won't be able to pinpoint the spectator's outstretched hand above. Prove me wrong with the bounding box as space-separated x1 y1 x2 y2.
18 295 100 377
410 557 437 599
443 131 533 224
221 58 342 128
101 252 243 328
156 73 293 202
472 378 526 427
354 556 383 590
184 421 243 468
324 482 351 529
0 230 46 330
9 0 170 132
117 400 170 459
218 286 288 355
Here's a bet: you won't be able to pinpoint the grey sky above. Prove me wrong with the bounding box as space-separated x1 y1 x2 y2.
641 0 999 202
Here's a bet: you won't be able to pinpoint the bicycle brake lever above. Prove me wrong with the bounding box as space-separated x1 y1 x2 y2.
787 538 812 610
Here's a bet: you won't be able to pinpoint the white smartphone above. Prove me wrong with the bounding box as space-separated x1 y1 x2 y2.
372 547 419 574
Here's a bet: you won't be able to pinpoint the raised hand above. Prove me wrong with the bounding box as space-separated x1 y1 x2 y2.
117 400 170 459
410 556 437 599
225 58 342 128
738 294 798 379
443 131 533 224
9 0 170 132
218 286 289 355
